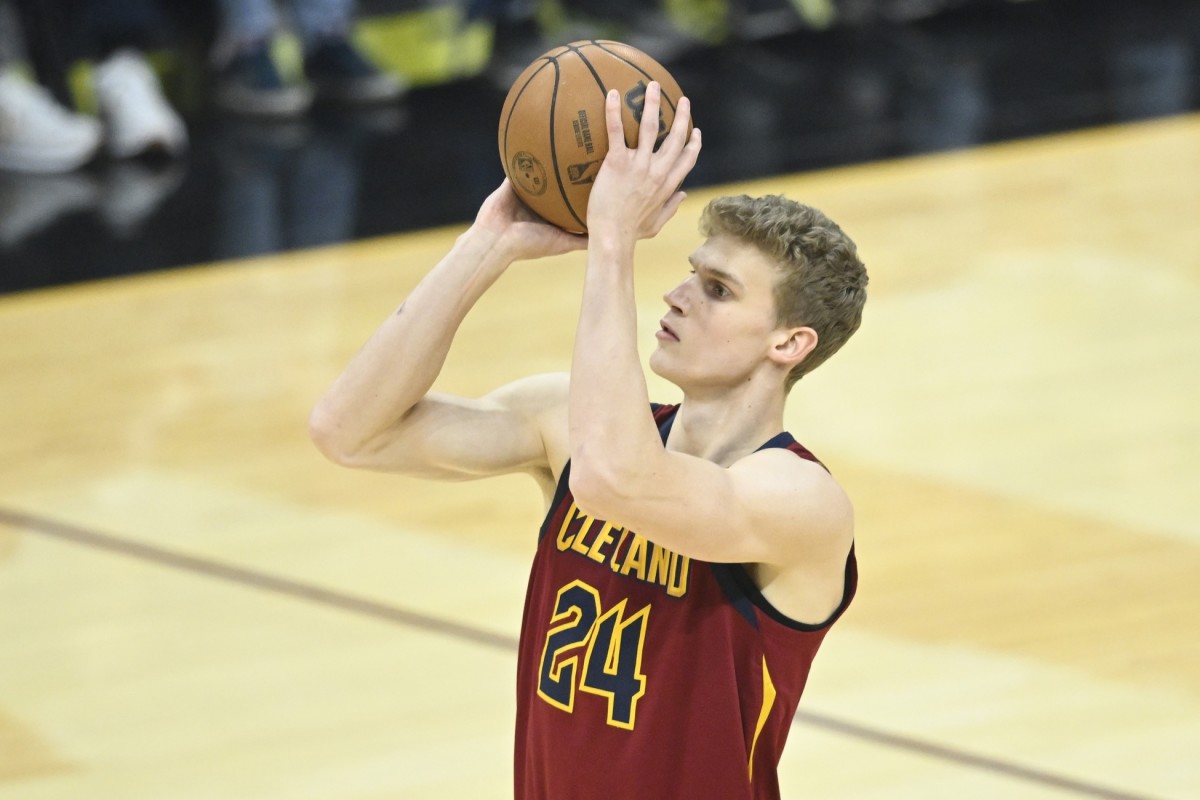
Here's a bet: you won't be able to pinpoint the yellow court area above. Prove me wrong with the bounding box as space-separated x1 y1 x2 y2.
1 113 1198 799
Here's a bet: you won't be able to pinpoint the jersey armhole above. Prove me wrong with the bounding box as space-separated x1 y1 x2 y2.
715 545 858 632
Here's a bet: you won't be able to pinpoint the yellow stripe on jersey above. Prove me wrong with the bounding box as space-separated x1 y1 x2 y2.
748 655 778 781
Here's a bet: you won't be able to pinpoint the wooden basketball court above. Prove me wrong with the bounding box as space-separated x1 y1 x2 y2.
1 113 1197 799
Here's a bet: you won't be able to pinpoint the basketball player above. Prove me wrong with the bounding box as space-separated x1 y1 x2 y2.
310 83 867 799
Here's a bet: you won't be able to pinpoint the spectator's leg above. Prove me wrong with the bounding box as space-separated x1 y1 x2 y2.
215 0 278 49
292 0 407 104
211 0 313 116
10 0 72 104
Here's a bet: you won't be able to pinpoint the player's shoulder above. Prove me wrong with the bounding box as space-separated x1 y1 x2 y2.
487 373 571 479
487 371 570 412
735 445 854 532
737 449 854 569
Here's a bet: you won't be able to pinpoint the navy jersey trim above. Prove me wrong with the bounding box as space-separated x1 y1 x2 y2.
651 402 677 440
711 562 761 629
537 462 573 543
721 546 858 632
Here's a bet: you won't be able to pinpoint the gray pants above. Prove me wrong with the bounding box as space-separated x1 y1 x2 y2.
218 0 355 48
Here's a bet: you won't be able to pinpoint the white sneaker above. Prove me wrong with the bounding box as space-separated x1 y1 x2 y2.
0 68 102 173
94 49 188 159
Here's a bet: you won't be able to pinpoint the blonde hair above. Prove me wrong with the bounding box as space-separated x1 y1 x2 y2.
699 195 868 390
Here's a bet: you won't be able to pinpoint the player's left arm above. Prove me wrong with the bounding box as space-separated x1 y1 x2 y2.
573 442 853 565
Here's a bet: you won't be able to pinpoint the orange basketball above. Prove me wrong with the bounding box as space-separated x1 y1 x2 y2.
498 40 689 233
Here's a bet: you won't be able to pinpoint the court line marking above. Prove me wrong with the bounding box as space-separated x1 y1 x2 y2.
0 506 1161 800
0 506 516 652
793 710 1156 800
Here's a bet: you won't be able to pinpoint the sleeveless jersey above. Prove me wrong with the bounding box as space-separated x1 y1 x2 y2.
514 404 858 800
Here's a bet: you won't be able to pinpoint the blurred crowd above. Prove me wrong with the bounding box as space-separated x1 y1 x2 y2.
2 0 1195 271
0 0 1041 176
0 0 405 174
0 0 417 251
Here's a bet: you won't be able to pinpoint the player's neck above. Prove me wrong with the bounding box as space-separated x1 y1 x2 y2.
668 382 788 467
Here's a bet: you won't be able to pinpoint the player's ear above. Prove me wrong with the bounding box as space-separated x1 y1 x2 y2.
768 326 817 368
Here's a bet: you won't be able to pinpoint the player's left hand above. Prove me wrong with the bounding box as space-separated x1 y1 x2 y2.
586 81 701 241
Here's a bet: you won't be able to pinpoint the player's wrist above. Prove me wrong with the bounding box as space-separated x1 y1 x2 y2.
586 227 637 269
456 225 518 265
587 222 636 250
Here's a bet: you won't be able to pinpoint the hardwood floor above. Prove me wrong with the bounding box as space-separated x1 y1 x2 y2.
1 112 1197 798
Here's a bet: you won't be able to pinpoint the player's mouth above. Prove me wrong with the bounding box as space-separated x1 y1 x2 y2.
656 319 679 342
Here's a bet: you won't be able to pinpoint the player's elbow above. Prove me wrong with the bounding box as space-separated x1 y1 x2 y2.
308 404 361 467
568 454 631 521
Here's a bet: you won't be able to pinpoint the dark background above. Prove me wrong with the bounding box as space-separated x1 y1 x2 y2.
2 0 1198 294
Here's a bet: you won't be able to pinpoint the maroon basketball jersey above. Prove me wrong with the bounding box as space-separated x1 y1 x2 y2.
514 404 857 799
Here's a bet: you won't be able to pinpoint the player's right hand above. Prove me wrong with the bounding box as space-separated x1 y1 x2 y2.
470 179 587 262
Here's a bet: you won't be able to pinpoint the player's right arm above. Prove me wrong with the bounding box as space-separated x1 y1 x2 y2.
308 181 581 485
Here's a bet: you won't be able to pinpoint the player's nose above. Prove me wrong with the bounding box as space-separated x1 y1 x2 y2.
663 281 688 314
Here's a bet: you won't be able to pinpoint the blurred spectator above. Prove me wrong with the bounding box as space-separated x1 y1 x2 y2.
0 69 104 172
210 0 407 117
93 47 188 159
2 0 187 168
0 1 101 172
79 0 189 158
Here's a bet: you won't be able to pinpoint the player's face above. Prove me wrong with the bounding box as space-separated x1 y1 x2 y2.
649 235 785 392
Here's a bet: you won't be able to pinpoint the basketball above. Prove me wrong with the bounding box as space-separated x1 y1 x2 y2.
498 40 690 233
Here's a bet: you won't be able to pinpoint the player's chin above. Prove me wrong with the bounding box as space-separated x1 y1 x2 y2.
648 349 676 381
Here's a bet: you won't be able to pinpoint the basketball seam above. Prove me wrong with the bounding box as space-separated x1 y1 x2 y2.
566 41 609 96
591 40 680 116
547 58 587 231
502 58 554 173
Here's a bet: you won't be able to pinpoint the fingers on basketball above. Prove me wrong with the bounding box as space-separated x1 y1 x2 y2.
498 41 691 234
